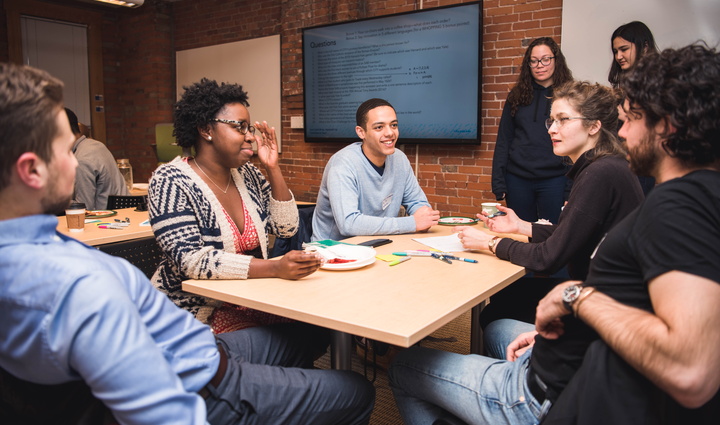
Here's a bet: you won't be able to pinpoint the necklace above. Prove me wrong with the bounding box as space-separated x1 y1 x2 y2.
193 158 231 194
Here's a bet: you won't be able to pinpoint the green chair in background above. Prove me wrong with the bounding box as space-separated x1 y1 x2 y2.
153 123 184 164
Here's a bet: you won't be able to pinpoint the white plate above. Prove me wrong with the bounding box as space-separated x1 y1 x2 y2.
438 216 478 226
132 183 149 190
318 244 377 271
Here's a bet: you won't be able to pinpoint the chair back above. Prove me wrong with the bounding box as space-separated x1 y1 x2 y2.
106 195 146 210
270 205 315 257
153 123 183 164
0 366 115 425
97 236 165 279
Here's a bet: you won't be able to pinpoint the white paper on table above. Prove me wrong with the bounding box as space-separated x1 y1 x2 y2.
412 233 468 253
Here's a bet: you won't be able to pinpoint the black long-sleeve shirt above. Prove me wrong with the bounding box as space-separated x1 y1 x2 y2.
491 82 571 199
494 153 644 279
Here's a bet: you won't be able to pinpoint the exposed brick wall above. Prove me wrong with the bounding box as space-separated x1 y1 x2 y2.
172 0 563 216
104 1 175 182
0 0 175 183
1 0 563 215
0 2 8 62
174 0 562 215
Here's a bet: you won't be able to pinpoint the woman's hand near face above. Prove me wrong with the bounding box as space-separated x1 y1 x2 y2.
455 226 493 252
254 120 292 201
255 121 279 169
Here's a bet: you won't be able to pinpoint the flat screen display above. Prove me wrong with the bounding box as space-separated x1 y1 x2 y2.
302 2 482 144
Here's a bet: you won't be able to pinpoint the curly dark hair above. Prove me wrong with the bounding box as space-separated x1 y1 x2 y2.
507 37 573 116
622 44 720 167
608 21 658 88
173 78 250 148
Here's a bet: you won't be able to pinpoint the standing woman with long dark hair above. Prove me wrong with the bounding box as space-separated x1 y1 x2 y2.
492 37 574 224
608 21 659 88
609 21 659 194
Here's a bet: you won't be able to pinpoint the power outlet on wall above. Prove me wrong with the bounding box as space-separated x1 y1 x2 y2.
290 116 304 129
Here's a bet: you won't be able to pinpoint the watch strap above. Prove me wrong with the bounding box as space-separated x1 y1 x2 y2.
488 236 501 255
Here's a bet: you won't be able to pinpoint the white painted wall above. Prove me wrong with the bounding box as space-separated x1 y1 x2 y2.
176 35 282 151
562 0 720 84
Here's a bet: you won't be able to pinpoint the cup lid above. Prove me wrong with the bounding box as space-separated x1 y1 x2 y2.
67 202 86 209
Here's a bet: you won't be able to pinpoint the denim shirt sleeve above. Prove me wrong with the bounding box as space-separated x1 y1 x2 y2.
61 272 210 424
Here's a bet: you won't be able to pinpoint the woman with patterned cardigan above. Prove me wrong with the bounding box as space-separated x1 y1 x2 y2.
148 79 323 332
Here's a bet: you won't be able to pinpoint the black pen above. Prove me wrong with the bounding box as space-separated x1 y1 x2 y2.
431 252 452 264
444 255 478 263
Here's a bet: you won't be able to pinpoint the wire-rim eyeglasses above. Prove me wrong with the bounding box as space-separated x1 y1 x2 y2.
545 117 591 130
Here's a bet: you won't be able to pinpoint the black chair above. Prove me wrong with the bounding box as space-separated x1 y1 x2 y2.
0 366 116 425
106 195 147 210
270 205 315 257
97 236 165 279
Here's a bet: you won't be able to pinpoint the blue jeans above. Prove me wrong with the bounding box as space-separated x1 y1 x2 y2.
389 346 548 425
505 173 566 224
484 319 537 360
206 323 375 424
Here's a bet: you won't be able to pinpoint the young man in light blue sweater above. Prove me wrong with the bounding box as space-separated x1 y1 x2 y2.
312 98 440 241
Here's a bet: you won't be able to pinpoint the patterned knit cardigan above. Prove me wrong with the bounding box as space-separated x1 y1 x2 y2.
148 157 299 323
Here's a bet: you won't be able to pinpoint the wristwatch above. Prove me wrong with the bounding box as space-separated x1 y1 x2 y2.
488 236 501 255
562 284 583 313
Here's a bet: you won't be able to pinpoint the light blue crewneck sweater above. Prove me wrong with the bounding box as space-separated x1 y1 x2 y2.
312 142 430 241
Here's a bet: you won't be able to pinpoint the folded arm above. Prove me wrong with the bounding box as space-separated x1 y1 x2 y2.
576 271 720 408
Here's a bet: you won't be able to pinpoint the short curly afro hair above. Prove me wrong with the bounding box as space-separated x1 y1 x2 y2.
173 78 249 148
622 44 720 167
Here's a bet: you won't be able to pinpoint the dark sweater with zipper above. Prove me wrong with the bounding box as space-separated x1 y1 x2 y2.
491 82 571 199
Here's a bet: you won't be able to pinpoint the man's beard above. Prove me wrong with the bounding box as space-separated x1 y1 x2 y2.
41 173 73 215
628 133 661 178
42 194 72 216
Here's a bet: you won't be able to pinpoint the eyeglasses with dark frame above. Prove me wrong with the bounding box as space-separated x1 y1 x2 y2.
529 56 555 68
545 117 591 130
212 119 256 135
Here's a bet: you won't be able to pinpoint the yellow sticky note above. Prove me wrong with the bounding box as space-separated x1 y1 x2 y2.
375 254 399 262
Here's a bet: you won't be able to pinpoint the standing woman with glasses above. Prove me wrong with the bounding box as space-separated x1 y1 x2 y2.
457 82 644 355
492 37 573 224
148 78 323 333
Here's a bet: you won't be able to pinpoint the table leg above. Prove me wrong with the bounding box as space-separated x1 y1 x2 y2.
470 300 488 355
330 330 353 370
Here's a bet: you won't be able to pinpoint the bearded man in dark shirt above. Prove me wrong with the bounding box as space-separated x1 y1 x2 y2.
389 44 720 425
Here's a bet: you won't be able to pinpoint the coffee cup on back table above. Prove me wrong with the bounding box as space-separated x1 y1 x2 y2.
65 202 86 232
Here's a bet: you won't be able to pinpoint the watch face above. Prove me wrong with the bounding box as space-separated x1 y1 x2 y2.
562 284 582 303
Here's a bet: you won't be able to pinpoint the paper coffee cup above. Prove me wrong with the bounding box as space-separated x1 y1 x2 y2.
65 202 86 232
481 202 500 215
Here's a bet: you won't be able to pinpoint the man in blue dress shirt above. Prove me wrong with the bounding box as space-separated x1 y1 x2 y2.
0 62 373 424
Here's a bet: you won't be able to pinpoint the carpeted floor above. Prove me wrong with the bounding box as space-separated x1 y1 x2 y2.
314 310 472 425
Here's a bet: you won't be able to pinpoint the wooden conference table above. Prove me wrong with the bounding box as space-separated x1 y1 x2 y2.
56 207 152 246
183 224 526 369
